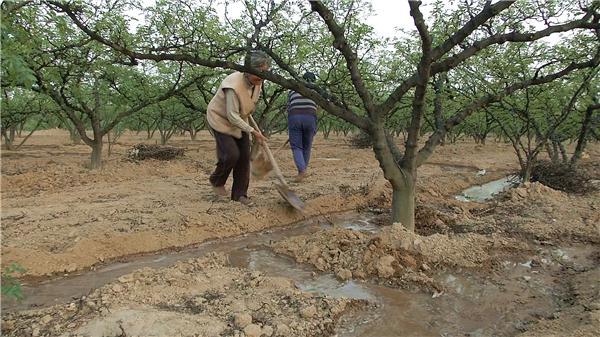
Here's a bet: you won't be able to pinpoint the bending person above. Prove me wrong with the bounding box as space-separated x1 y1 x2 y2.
206 51 270 205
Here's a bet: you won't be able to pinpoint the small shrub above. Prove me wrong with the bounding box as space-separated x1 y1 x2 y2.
530 160 596 194
1 262 25 301
127 144 184 161
348 132 372 149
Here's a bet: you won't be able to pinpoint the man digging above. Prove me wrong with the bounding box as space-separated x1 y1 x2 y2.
206 51 270 206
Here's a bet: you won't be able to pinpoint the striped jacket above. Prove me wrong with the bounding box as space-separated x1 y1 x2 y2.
287 90 317 116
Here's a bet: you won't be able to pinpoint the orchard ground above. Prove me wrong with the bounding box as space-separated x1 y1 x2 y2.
1 130 599 336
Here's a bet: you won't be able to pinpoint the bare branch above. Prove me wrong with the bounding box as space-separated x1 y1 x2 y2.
380 0 515 114
379 1 597 115
309 0 376 119
403 0 433 168
416 50 600 166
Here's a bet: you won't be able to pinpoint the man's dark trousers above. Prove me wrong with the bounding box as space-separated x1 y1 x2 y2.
209 129 250 200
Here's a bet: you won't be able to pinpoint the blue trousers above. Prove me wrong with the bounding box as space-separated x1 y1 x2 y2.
288 114 317 173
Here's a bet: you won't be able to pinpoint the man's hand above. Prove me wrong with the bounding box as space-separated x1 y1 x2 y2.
252 130 267 143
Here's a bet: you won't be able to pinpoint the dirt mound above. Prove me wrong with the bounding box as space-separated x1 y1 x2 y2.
531 161 596 194
481 181 600 244
1 253 357 337
414 204 461 235
127 144 184 161
508 182 567 203
273 226 439 292
273 224 527 293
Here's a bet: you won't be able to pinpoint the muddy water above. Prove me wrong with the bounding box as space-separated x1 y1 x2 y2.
4 212 596 337
1 212 374 312
229 248 374 301
346 245 596 337
456 175 521 202
1 218 321 311
229 246 434 336
230 243 596 337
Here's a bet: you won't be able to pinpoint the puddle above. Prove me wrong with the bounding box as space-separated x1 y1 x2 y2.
229 246 438 336
322 213 381 233
340 219 380 233
0 216 328 312
229 244 596 337
3 208 596 337
345 244 596 337
1 212 378 312
229 247 374 301
456 175 521 202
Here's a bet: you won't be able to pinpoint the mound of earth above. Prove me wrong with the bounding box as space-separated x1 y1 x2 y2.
273 223 528 293
481 182 600 243
1 253 359 337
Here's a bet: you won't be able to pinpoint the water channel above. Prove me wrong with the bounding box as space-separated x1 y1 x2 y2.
3 180 594 336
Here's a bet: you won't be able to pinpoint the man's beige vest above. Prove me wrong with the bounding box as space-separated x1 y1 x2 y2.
207 72 261 139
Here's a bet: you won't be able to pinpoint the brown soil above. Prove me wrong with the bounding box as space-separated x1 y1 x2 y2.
2 130 599 337
1 253 357 337
1 130 513 278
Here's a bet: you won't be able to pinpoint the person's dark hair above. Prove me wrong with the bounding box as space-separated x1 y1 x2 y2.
303 71 316 82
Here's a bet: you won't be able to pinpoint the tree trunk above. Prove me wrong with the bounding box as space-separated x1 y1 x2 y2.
391 178 415 231
17 123 24 137
90 140 103 169
2 128 13 150
107 132 113 157
9 126 16 143
190 130 197 141
522 155 535 182
522 164 532 183
571 103 599 167
372 126 416 231
558 142 568 164
547 141 559 164
433 73 446 147
14 118 44 150
69 127 82 145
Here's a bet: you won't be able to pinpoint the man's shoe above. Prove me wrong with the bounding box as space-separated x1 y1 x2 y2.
212 185 228 197
238 196 254 206
294 171 308 182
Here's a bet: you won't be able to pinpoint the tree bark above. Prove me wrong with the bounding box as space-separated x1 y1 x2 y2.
371 125 417 230
548 141 559 164
433 73 446 146
558 142 568 164
9 126 16 143
107 132 113 157
571 103 599 166
69 127 82 145
522 159 533 183
391 177 416 231
90 139 103 169
2 128 13 150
